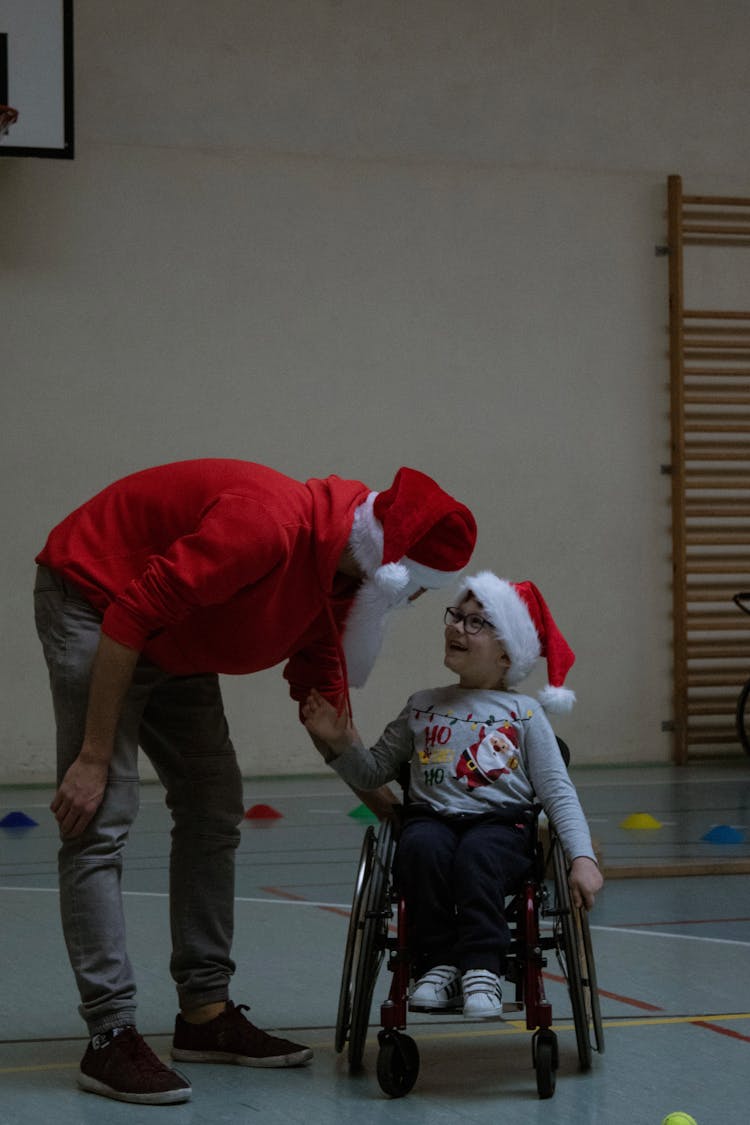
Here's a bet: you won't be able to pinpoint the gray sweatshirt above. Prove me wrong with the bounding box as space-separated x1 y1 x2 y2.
330 684 596 864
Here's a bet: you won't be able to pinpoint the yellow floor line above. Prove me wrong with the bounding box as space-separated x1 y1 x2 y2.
2 1014 748 1074
362 1011 750 1043
1 1062 80 1074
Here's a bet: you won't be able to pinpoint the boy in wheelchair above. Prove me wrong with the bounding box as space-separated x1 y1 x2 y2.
302 571 603 1021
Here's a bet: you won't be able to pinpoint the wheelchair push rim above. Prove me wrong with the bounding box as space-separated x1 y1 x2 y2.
736 677 750 756
335 824 377 1055
551 839 604 1068
335 819 396 1070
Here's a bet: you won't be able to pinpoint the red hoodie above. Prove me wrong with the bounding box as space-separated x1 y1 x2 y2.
36 460 368 704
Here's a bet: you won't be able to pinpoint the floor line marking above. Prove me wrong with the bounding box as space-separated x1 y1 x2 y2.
2 1014 749 1076
260 885 351 919
2 877 746 940
541 970 663 1011
590 923 750 947
690 1019 750 1044
369 1011 750 1044
612 916 750 928
0 885 354 909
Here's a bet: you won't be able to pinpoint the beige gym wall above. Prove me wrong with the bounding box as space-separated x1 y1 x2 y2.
2 1 749 781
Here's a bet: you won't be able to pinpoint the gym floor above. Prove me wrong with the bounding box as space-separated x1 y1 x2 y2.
1 760 749 1125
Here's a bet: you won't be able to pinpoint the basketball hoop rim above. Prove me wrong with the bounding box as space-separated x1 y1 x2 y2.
0 105 19 131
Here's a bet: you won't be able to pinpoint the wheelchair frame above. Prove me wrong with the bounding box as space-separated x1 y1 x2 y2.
335 789 604 1099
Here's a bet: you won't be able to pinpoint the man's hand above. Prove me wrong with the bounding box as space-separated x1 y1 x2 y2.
50 752 109 838
49 633 140 838
568 856 604 910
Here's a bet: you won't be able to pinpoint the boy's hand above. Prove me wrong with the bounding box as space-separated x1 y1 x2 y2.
568 856 604 910
301 689 353 751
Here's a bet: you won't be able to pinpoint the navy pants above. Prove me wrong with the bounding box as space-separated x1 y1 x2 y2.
393 807 534 977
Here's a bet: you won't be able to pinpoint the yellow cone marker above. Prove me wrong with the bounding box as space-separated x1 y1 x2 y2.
620 812 663 830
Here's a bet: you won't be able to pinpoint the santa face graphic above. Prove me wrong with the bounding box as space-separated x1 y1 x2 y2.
454 727 516 790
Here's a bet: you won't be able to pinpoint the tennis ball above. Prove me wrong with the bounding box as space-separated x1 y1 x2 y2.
661 1114 698 1125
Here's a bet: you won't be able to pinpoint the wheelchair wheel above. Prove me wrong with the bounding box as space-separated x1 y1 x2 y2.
376 1030 420 1097
551 840 604 1069
335 825 376 1055
339 820 396 1071
736 678 750 755
532 1028 558 1099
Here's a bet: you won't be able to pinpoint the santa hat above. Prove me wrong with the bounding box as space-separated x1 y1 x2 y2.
343 468 476 686
348 468 476 596
457 571 576 713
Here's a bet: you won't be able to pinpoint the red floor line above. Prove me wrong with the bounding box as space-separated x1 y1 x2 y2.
260 888 698 1016
261 886 399 933
594 988 664 1012
691 1020 750 1044
542 970 663 1011
260 885 351 919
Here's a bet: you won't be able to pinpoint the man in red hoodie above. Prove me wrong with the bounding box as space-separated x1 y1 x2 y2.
34 459 476 1105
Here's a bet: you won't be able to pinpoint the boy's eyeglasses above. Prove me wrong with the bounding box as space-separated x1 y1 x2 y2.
444 607 494 635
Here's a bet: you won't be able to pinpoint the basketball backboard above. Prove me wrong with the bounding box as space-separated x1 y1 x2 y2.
0 0 73 158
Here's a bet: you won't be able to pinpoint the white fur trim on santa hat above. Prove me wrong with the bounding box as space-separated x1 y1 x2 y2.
458 571 541 686
537 684 577 714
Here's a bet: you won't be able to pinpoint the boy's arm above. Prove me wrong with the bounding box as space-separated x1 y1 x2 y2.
350 783 402 820
523 707 603 906
303 691 402 820
524 707 598 866
567 855 604 910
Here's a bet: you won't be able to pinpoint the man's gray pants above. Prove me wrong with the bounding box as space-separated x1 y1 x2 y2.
34 566 245 1036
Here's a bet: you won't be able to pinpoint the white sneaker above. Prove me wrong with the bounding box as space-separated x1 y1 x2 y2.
462 969 503 1020
408 965 462 1012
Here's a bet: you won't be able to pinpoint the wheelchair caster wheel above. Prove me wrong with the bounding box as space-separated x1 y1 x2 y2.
532 1029 558 1099
376 1031 420 1098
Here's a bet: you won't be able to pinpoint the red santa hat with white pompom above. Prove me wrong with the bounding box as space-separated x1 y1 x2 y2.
457 571 577 713
343 468 477 687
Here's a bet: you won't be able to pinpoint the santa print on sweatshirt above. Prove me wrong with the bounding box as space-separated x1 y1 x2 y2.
414 702 525 792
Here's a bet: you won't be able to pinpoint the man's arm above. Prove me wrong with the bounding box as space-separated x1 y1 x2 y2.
50 634 140 838
308 729 401 821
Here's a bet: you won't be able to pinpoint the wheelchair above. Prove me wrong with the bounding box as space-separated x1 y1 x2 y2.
335 741 604 1100
733 591 750 755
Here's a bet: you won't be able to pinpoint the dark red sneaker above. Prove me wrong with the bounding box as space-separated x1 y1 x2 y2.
172 1002 313 1068
79 1027 192 1104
